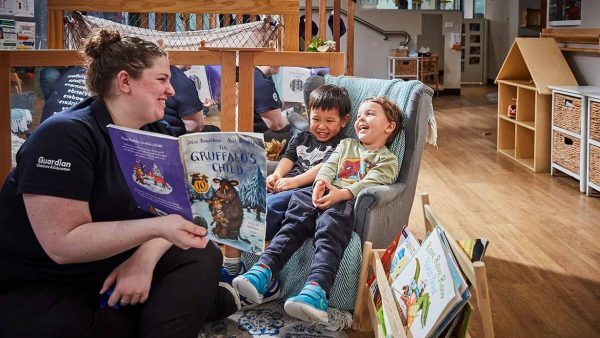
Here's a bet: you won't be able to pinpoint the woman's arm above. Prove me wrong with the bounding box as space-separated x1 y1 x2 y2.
24 194 207 264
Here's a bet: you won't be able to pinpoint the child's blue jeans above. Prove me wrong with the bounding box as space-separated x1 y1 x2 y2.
260 186 354 295
266 189 297 240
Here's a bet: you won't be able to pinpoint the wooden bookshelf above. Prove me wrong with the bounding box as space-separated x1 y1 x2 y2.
495 38 578 172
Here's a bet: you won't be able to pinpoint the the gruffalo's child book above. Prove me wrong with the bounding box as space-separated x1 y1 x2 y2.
107 125 267 254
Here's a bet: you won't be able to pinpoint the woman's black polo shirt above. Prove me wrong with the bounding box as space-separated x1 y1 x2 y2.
0 97 168 282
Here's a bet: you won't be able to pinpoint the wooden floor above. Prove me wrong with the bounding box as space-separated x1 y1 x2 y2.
398 86 600 337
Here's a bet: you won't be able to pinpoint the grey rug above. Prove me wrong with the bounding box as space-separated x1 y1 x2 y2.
200 299 352 337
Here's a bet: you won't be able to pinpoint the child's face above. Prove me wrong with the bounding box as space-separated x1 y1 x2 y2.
354 101 396 149
309 108 349 142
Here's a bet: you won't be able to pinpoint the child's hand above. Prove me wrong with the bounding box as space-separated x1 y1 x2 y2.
313 181 353 210
275 177 298 192
312 180 327 207
266 173 281 192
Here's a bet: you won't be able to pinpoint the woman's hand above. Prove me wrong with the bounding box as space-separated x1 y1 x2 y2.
100 252 154 307
275 177 298 192
160 214 209 249
312 181 353 210
266 173 281 192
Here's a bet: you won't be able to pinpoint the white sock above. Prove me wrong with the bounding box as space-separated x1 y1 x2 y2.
223 256 241 275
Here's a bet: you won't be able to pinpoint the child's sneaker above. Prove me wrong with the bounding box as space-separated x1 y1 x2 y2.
240 276 282 309
232 263 272 304
284 281 328 323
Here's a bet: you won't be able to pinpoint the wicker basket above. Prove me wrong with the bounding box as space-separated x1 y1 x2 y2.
589 100 600 142
394 59 417 76
590 144 600 187
553 130 580 174
553 93 581 134
390 48 408 57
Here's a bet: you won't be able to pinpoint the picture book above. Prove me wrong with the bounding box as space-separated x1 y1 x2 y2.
368 225 417 337
390 227 467 338
389 225 421 281
456 238 489 262
108 125 267 254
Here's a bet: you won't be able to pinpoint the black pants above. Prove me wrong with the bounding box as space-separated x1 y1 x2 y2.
259 187 354 295
0 242 223 338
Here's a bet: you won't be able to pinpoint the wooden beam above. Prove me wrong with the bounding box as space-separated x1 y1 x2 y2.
167 13 176 32
333 0 341 49
47 0 300 15
220 51 237 132
319 0 327 40
48 10 64 49
347 0 355 75
140 13 149 29
253 51 340 67
209 14 217 29
167 51 223 65
304 0 312 50
0 52 10 184
238 51 255 132
283 14 300 51
195 13 204 30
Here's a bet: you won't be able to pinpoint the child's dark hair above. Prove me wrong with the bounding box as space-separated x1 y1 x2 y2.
364 96 403 145
81 29 167 97
308 84 351 118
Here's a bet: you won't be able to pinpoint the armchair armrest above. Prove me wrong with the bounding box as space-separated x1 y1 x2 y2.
287 111 310 135
353 181 414 249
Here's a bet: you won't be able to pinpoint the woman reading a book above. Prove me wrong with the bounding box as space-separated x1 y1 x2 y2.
0 29 240 338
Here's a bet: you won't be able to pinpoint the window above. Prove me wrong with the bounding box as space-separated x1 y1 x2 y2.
360 0 461 10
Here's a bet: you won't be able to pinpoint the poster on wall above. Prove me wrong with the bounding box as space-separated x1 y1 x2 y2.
14 0 33 17
16 21 34 49
549 0 581 26
0 0 14 16
0 19 17 50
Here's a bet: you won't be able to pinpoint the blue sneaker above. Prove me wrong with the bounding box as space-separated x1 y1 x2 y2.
220 262 246 284
284 282 328 323
240 276 281 309
232 263 272 304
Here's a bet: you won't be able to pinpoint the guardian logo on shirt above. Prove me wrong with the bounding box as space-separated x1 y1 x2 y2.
36 156 72 172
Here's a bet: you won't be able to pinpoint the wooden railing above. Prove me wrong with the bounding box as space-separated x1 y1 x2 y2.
47 0 300 51
0 50 345 184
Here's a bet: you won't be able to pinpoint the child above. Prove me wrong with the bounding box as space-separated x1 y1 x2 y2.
220 85 352 304
233 96 403 323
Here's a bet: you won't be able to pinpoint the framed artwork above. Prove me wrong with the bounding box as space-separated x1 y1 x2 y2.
549 0 581 26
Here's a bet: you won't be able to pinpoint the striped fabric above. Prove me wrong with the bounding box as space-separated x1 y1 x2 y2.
242 232 362 311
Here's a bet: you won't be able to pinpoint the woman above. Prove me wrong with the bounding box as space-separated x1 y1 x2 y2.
0 29 239 338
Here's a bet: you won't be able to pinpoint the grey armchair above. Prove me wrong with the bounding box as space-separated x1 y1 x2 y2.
252 75 434 310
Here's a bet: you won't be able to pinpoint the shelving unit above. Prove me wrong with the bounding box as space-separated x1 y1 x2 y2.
587 94 600 196
388 55 440 93
495 38 578 172
549 86 600 193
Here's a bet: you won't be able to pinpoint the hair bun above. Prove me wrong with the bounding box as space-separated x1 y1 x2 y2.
84 29 121 58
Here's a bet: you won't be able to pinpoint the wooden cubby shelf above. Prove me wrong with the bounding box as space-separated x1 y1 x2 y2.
495 38 578 172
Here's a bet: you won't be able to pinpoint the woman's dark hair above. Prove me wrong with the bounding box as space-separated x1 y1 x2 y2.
364 96 404 146
308 84 351 118
82 29 166 97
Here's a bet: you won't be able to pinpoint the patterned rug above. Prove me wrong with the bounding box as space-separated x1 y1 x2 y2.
200 299 352 337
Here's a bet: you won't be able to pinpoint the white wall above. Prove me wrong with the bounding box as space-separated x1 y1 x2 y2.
486 0 600 85
551 0 600 85
304 3 463 90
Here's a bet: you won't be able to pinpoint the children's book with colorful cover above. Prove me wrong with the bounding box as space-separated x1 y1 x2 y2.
108 125 267 253
389 225 421 281
390 227 466 338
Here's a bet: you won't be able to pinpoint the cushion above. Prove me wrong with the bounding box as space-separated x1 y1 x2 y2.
242 231 362 311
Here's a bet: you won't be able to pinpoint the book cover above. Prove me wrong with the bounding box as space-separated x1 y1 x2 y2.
184 65 213 101
456 238 489 262
390 228 463 338
108 126 267 253
389 225 421 281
